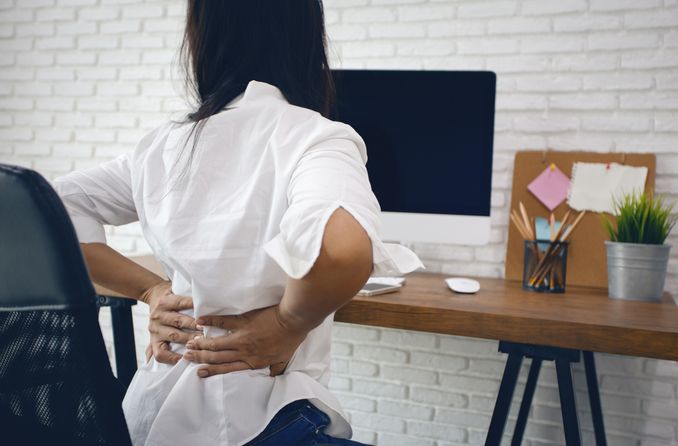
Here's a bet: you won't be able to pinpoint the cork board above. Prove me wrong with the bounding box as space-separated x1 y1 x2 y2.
505 151 656 289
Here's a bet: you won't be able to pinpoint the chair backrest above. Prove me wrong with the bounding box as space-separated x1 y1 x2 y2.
0 163 132 446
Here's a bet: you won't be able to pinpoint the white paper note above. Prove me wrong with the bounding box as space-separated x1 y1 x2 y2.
567 162 648 214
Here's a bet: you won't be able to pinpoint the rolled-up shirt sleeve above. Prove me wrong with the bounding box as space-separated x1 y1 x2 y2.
52 153 137 244
263 136 424 280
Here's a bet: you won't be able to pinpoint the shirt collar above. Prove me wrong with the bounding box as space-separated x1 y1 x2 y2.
224 80 287 110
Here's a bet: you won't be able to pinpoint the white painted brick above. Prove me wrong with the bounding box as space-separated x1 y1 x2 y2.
381 364 437 385
56 21 96 35
35 128 71 142
353 378 407 398
369 23 425 39
332 341 352 357
349 360 379 377
554 15 622 33
602 375 674 397
549 93 617 110
35 7 75 22
457 1 517 19
353 345 408 364
514 116 580 133
78 35 119 50
377 433 434 446
435 407 492 428
522 35 586 53
406 420 466 442
515 75 581 92
457 38 518 55
78 6 119 21
621 50 678 69
378 399 433 421
398 5 454 22
591 0 663 11
333 323 380 341
656 74 678 90
122 4 163 19
340 41 395 58
56 52 97 65
13 112 51 127
410 386 468 407
411 350 467 371
427 21 485 38
625 10 678 29
327 24 367 41
583 73 653 91
589 32 661 51
620 93 678 110
380 329 437 349
487 17 550 34
52 143 92 158
100 20 140 34
522 0 587 15
336 393 376 412
343 7 396 23
350 412 406 433
547 135 615 151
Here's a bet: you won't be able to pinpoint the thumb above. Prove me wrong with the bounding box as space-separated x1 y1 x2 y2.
269 361 289 377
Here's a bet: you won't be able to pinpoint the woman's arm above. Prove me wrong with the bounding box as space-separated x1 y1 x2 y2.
81 242 199 364
276 206 373 332
80 242 165 301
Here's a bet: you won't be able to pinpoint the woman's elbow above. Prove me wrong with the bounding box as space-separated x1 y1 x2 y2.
320 207 374 282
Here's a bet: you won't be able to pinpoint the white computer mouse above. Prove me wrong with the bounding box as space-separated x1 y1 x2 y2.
445 277 481 294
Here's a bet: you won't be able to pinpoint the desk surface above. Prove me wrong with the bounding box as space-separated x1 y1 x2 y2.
96 256 678 362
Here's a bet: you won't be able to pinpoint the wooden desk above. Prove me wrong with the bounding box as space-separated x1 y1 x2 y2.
99 256 678 361
336 273 678 362
96 255 677 446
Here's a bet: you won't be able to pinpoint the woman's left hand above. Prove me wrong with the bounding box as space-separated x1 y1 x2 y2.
183 304 310 378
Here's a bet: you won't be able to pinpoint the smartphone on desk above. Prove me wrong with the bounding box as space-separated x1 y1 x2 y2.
357 282 402 297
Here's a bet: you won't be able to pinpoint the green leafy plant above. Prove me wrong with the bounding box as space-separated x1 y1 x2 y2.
603 192 677 245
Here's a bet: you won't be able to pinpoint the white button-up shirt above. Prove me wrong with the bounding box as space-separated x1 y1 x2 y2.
53 80 424 446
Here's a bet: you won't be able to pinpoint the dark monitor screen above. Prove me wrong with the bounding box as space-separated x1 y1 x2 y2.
332 70 496 217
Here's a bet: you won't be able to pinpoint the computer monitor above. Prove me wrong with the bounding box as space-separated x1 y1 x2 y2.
332 69 496 246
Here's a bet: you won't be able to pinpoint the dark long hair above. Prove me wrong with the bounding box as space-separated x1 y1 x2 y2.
172 0 335 186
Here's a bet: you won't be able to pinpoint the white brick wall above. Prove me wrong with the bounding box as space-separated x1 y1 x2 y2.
1 0 677 444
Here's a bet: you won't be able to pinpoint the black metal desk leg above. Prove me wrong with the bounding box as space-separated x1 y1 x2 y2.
555 359 581 446
511 359 542 446
486 353 523 446
583 351 607 446
111 304 137 389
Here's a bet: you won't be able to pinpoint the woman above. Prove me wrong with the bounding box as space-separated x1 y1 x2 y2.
53 1 422 445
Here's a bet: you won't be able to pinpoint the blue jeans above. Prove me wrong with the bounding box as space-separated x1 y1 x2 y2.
245 399 372 446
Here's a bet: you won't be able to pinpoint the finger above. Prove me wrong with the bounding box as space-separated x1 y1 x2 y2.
196 361 251 378
187 333 242 352
153 342 182 365
269 361 288 377
157 311 198 331
183 348 240 365
158 294 194 311
145 344 152 362
152 325 198 344
195 314 246 331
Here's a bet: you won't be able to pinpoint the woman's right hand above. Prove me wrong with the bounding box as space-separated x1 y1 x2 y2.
139 280 200 365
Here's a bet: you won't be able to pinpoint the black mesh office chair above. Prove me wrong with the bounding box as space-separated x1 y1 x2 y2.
0 163 132 445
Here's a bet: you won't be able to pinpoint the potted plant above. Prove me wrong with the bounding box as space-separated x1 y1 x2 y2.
603 192 676 301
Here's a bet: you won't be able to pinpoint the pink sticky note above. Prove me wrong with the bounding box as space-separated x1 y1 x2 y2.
527 164 571 211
